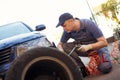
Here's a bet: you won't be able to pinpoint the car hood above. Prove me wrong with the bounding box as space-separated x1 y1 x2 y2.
0 32 44 50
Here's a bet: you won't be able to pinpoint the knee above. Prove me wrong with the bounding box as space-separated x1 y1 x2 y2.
62 43 75 51
62 43 67 49
98 62 112 74
100 66 112 74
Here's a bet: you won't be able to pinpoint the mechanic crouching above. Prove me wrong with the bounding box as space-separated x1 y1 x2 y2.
56 13 112 77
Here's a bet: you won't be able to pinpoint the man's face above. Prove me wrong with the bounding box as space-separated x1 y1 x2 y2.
62 19 75 32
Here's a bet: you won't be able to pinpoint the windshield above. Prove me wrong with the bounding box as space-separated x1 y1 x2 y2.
0 22 33 40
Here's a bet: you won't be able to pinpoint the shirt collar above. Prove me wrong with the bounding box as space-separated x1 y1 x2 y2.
80 19 85 30
75 19 85 33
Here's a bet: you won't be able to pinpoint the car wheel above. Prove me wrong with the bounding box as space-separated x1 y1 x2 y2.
5 47 82 80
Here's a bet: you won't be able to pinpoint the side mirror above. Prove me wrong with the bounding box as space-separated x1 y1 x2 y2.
35 24 46 31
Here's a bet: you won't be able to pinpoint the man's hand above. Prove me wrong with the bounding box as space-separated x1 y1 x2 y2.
58 46 65 52
78 44 93 52
57 42 65 52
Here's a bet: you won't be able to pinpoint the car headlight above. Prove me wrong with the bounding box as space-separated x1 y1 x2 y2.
16 37 52 56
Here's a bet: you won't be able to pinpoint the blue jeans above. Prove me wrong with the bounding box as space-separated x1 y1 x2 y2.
97 47 112 73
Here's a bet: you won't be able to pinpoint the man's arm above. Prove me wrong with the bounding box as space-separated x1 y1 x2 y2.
78 36 108 52
90 36 108 50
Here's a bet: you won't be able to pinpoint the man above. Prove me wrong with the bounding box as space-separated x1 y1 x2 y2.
56 13 112 77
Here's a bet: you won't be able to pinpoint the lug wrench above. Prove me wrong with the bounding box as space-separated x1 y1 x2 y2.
68 44 81 56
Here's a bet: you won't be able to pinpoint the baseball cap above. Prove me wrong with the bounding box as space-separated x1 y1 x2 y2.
56 13 73 27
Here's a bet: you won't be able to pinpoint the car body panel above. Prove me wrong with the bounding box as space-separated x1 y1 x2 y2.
0 22 52 75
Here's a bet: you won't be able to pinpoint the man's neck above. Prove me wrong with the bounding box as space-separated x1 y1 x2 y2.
74 19 80 32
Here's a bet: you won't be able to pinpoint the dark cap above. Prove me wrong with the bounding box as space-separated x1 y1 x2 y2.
56 13 73 27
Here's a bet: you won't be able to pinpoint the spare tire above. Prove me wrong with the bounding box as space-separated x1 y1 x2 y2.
5 47 82 80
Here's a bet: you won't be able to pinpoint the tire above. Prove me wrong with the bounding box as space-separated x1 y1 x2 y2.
5 47 82 80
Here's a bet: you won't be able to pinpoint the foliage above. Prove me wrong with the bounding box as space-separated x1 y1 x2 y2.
101 0 119 24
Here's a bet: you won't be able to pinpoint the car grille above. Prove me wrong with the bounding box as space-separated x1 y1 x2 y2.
0 47 11 66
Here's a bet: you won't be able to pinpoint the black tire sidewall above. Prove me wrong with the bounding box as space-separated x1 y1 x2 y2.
5 47 82 80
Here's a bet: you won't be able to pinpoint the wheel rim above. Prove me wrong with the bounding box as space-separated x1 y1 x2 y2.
22 56 74 80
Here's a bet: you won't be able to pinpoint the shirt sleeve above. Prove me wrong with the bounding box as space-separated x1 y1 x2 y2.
60 31 70 43
86 20 103 39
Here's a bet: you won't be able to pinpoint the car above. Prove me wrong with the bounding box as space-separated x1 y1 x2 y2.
0 22 82 80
